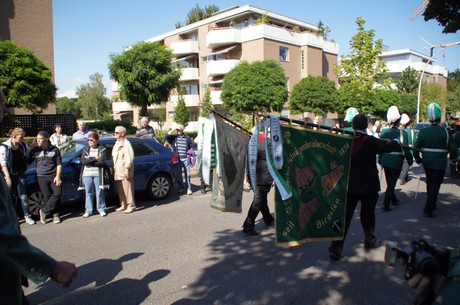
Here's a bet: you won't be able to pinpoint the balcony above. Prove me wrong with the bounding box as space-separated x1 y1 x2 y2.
179 67 199 81
171 94 200 107
170 40 199 56
207 59 240 77
206 28 242 49
112 101 133 112
210 90 223 105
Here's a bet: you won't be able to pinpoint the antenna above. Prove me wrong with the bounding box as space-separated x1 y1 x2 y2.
410 0 429 21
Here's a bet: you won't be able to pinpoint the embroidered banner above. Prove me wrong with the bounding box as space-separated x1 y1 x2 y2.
275 125 352 247
210 116 250 213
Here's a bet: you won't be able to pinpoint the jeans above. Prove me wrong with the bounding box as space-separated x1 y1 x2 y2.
10 174 31 217
83 176 106 214
37 175 61 215
179 158 191 190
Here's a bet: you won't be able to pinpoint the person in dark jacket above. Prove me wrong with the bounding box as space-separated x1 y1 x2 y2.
78 133 109 217
166 124 193 195
242 128 274 236
328 114 402 260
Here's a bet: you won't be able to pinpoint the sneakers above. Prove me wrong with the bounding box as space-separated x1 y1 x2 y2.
82 213 90 218
100 211 107 217
52 213 61 224
187 189 193 195
39 209 47 224
25 215 36 225
116 206 127 212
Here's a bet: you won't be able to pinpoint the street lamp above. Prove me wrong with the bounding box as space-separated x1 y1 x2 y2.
416 41 460 123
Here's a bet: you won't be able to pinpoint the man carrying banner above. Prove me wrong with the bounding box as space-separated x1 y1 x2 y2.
242 126 274 236
328 114 402 261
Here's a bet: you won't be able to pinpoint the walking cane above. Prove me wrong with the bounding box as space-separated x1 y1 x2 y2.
414 165 424 200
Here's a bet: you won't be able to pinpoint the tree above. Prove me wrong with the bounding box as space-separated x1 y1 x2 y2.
369 89 401 119
76 73 112 120
200 88 214 117
109 42 181 116
289 75 338 116
317 20 331 40
446 69 460 117
0 40 56 112
423 0 459 34
334 18 391 115
175 4 219 28
56 97 81 118
220 60 288 113
174 91 189 128
396 66 420 94
150 105 166 130
398 93 418 118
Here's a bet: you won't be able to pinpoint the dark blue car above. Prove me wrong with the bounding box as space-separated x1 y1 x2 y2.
26 137 180 214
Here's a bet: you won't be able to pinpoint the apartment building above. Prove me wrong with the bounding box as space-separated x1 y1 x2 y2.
379 47 448 89
0 0 56 114
112 5 339 131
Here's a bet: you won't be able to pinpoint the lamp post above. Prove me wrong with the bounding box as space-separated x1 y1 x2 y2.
416 41 460 123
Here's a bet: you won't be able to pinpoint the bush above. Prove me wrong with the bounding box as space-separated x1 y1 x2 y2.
86 119 136 135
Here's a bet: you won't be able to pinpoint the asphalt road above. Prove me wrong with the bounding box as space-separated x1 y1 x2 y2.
21 165 460 305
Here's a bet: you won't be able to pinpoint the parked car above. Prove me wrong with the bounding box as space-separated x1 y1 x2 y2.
25 137 180 214
413 122 431 142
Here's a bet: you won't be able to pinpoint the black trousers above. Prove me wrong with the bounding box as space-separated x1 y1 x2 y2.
243 184 273 229
382 167 401 207
423 167 445 212
37 175 61 215
330 192 379 253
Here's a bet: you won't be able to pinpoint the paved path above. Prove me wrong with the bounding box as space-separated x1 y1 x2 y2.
21 165 460 305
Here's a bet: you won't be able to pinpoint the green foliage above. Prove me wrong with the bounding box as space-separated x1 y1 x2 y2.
228 110 254 131
423 0 460 34
369 89 401 119
446 69 460 116
76 73 112 120
256 13 269 24
175 4 219 28
0 40 56 112
317 20 331 40
289 75 338 116
56 97 81 118
85 119 136 135
220 60 288 113
398 93 418 118
174 92 189 127
334 18 391 113
396 66 420 94
108 42 181 116
420 82 447 121
200 88 214 117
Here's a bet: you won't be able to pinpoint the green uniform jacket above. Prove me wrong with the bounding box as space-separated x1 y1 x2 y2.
414 124 458 170
0 177 57 304
380 127 413 169
454 132 460 156
403 127 414 156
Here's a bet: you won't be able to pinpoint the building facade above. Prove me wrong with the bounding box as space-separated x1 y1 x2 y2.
112 5 339 131
0 0 56 114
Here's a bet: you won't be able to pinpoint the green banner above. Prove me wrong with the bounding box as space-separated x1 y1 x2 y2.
275 125 352 247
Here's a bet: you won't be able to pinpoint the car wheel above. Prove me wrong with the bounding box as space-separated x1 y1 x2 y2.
28 188 46 216
147 173 172 200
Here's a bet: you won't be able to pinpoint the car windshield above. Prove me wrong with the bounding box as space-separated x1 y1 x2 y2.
59 141 86 162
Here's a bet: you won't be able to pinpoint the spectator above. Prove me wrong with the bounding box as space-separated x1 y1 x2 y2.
328 114 402 261
242 126 274 236
0 87 77 304
135 117 155 139
72 121 92 140
49 123 69 147
112 126 136 213
413 103 458 217
366 123 374 136
379 106 413 212
372 120 381 138
78 133 108 218
166 124 193 195
0 128 35 224
28 131 62 224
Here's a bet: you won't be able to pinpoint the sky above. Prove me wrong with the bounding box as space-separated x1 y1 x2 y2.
53 0 460 98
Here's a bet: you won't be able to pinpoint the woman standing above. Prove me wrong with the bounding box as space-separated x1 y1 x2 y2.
50 123 69 147
78 133 108 217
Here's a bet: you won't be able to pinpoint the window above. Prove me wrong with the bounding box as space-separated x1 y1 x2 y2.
280 46 289 62
301 50 304 69
132 143 159 157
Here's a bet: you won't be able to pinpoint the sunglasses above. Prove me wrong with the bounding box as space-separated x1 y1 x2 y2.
88 139 96 142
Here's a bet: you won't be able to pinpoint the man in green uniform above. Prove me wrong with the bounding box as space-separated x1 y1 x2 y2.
413 103 458 217
379 106 413 211
343 107 358 135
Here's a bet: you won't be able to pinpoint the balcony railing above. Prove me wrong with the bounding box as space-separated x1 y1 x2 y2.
207 59 240 77
210 90 223 105
179 67 200 81
171 94 200 107
170 40 199 55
